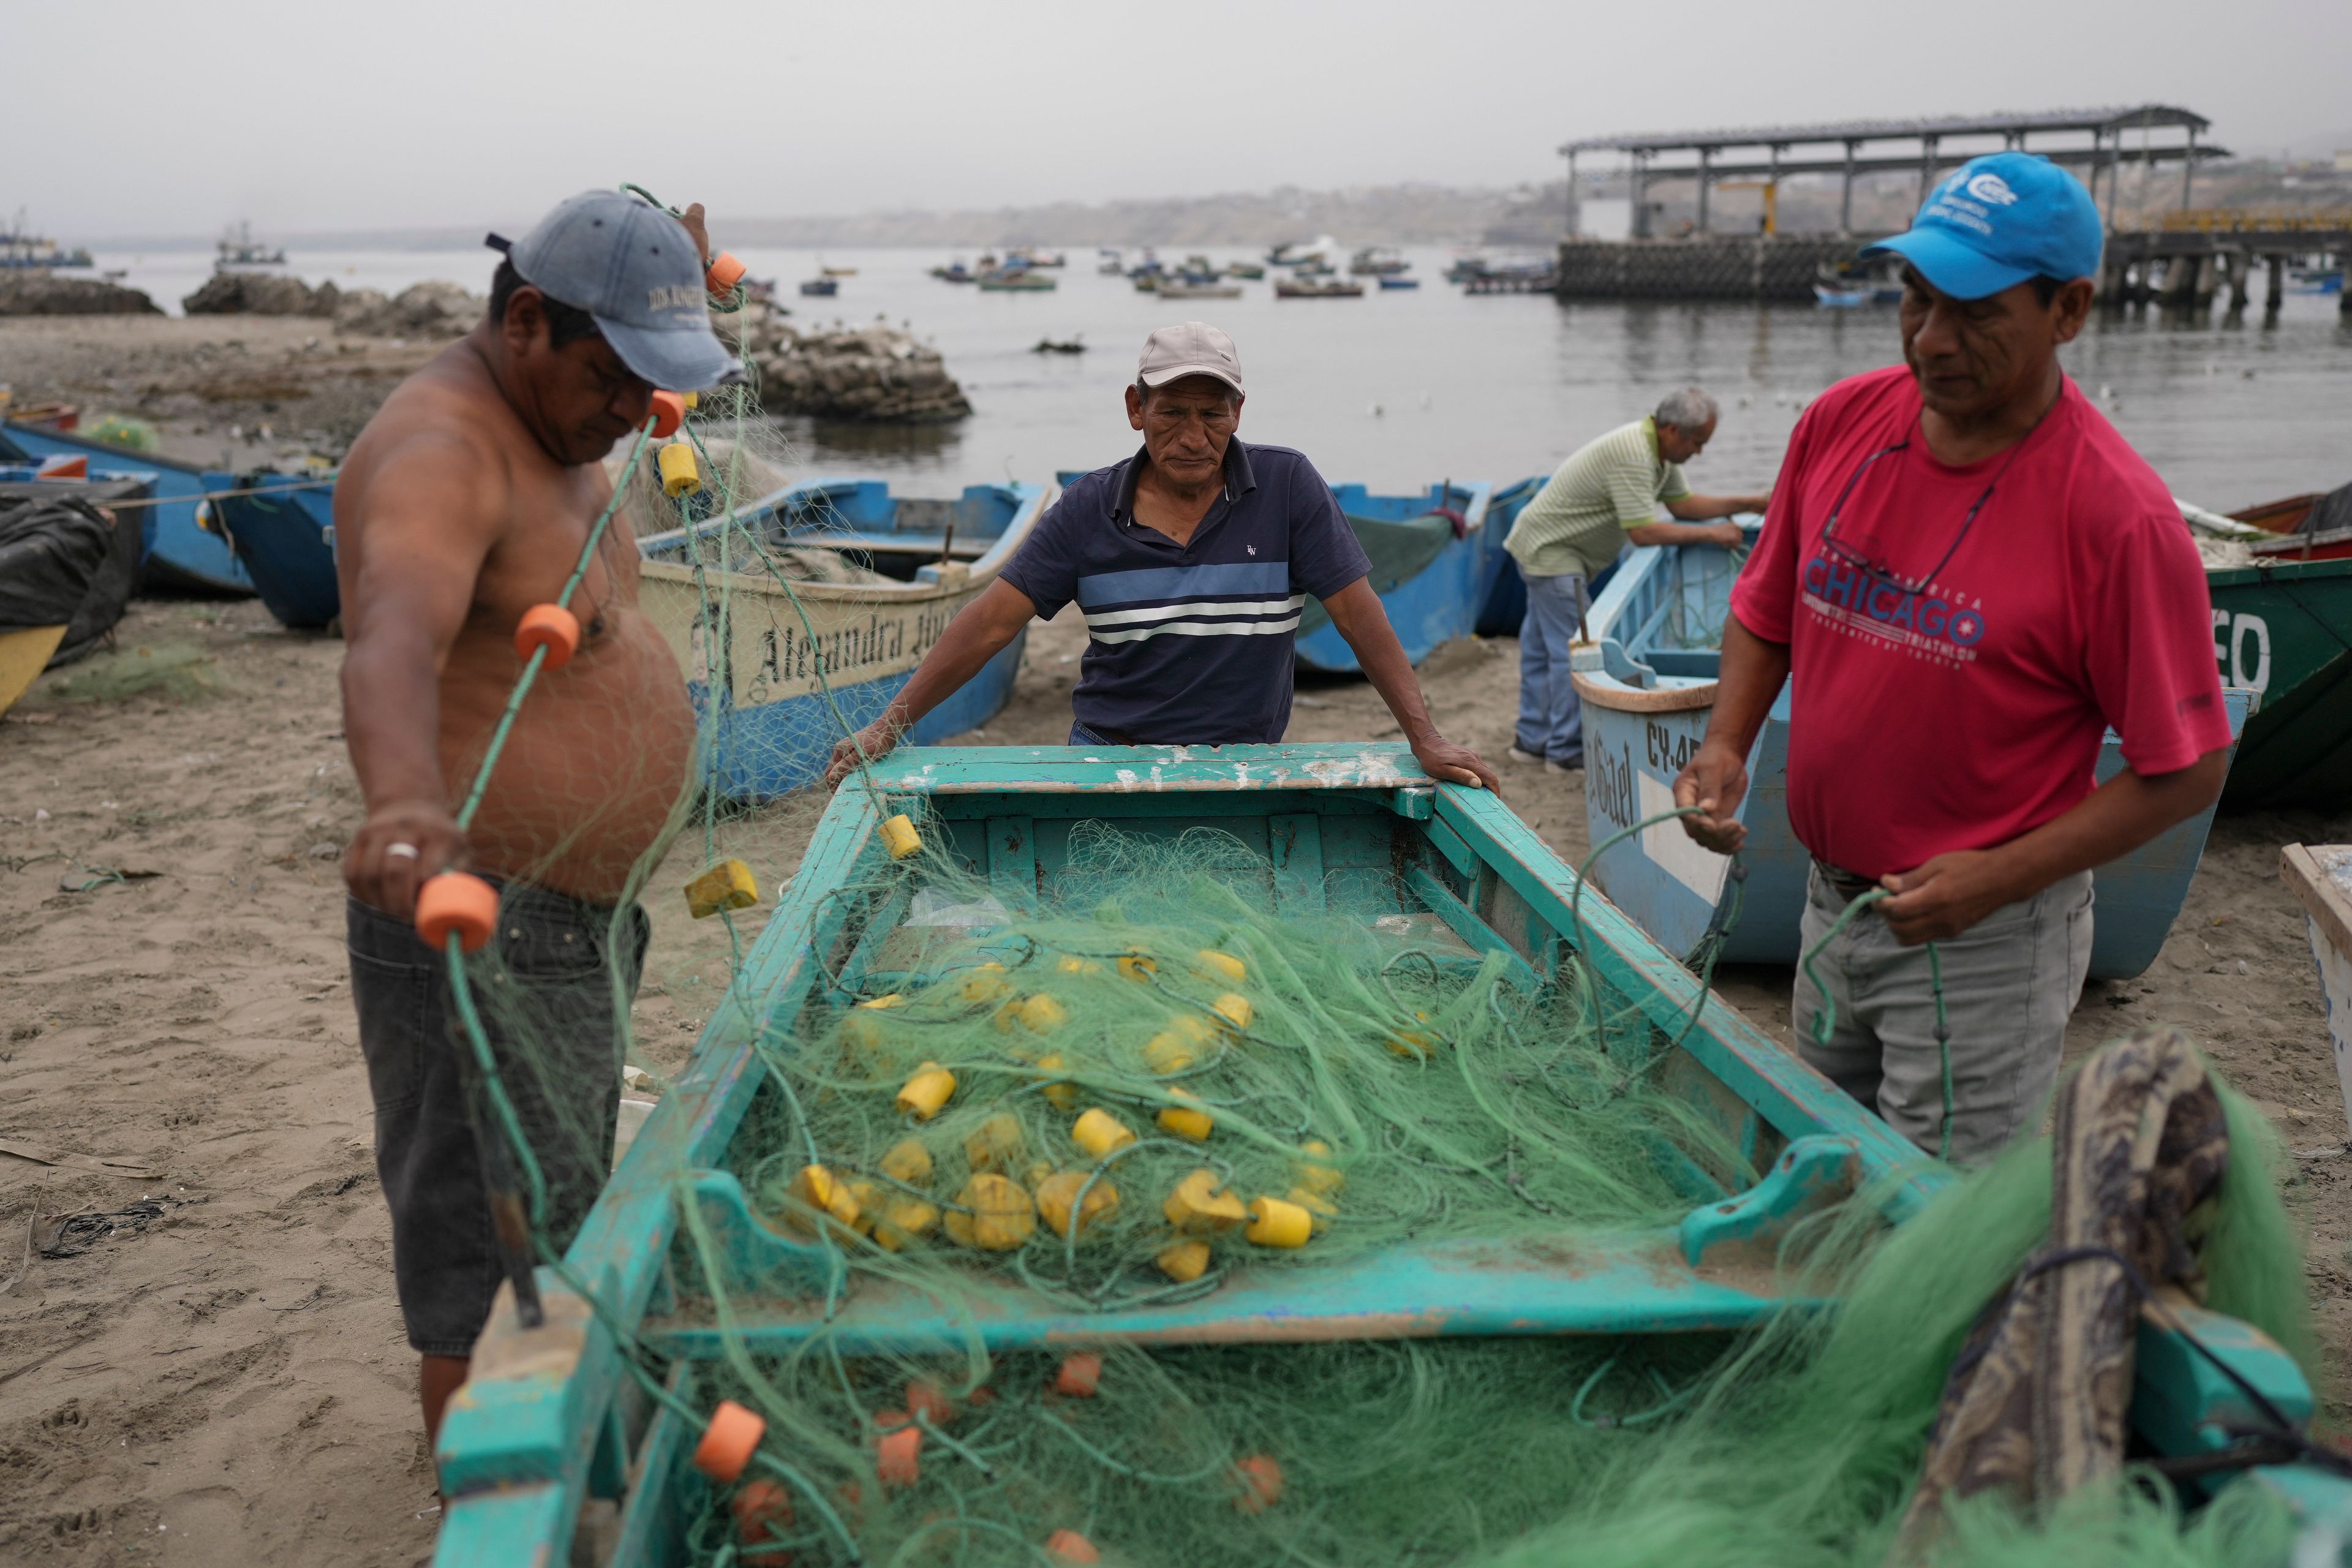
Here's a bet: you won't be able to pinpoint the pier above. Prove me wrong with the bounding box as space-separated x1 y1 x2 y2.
2102 210 2352 320
1551 106 2229 303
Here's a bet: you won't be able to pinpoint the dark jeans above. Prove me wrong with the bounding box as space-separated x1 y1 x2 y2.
347 884 649 1356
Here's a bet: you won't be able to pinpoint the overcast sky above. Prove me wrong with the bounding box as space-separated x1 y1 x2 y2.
17 0 2350 241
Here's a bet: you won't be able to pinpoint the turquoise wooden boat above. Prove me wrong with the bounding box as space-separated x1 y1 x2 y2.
636 479 1047 799
1571 530 2251 980
0 418 254 595
424 744 2343 1564
2207 558 2352 809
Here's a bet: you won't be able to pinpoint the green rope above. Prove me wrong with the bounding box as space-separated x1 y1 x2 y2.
1797 887 1954 1162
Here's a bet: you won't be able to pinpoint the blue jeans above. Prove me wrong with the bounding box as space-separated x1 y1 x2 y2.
1513 571 1587 766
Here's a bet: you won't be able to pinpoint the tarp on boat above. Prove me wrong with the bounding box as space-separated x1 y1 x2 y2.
1297 510 1459 634
0 491 119 663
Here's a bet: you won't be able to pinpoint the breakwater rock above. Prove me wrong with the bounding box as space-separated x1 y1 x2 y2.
181 275 483 338
0 274 162 316
750 322 971 423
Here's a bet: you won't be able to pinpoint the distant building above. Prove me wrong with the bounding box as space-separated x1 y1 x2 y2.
2335 149 2352 174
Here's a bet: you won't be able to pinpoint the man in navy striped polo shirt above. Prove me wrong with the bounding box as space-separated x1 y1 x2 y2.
823 322 1498 790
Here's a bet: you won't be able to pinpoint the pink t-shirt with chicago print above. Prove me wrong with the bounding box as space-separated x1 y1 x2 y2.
1729 364 2231 880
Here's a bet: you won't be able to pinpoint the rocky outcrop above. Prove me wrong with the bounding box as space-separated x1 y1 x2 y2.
331 281 483 339
0 274 162 316
750 321 971 423
181 273 339 317
179 274 483 338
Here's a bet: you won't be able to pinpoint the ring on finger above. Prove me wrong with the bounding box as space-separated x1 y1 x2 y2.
385 842 421 862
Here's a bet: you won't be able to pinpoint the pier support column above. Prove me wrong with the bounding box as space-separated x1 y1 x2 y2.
2226 251 2250 311
1839 141 1856 234
2266 254 2285 318
1695 146 1712 235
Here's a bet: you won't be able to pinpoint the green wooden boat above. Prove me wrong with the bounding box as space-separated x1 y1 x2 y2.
2207 558 2352 808
422 744 2352 1565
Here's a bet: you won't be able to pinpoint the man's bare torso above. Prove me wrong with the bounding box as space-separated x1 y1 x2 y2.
336 344 695 904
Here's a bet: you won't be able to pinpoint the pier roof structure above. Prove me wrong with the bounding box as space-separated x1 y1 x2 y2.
1559 105 2228 238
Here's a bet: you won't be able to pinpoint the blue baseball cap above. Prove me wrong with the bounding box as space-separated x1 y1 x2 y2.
1862 152 2103 301
504 190 738 390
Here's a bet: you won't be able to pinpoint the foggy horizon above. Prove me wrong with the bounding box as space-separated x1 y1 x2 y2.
13 0 2350 243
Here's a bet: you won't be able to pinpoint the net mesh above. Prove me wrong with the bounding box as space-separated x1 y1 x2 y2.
415 194 2321 1568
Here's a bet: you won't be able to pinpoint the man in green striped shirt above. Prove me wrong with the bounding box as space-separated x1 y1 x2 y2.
1503 387 1769 770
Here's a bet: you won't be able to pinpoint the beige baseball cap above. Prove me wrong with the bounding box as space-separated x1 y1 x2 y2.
1136 321 1244 396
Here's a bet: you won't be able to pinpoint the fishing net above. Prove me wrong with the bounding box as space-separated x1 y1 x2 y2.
408 190 2325 1568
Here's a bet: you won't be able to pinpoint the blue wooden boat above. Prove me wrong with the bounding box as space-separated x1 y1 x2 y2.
213 472 340 628
1295 481 1511 671
636 478 1048 799
0 419 253 594
1473 474 1543 635
424 743 2351 1564
1570 529 2252 980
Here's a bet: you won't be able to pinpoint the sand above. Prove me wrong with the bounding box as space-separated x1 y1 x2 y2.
4 326 2350 1562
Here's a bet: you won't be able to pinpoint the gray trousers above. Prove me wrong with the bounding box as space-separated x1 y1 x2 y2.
1794 865 2093 1166
1513 571 1588 766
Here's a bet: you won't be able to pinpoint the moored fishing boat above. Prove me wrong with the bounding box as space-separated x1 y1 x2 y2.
1273 277 1364 299
1569 529 2252 979
2231 481 2352 563
212 471 341 629
426 740 2352 1566
0 464 151 710
2206 556 2352 808
1294 481 1507 673
0 419 253 594
635 478 1049 798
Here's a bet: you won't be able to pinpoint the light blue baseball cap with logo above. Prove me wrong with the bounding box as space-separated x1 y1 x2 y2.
1862 151 2103 301
503 190 739 390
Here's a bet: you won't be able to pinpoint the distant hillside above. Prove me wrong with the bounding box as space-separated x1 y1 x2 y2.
84 159 2350 254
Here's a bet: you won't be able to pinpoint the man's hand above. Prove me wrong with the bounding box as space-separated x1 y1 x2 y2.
1673 739 1750 853
1412 733 1500 794
1708 522 1745 548
679 202 712 268
825 717 903 789
345 799 465 922
1878 851 2019 946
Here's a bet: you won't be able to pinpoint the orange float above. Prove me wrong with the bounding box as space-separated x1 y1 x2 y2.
874 1422 922 1487
731 1479 794 1564
692 1399 767 1483
903 1378 954 1427
705 251 748 295
1231 1453 1285 1513
1053 1351 1101 1398
414 872 497 954
513 603 581 670
1045 1529 1101 1563
647 389 687 439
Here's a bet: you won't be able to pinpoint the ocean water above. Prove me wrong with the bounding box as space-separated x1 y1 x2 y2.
91 244 2352 511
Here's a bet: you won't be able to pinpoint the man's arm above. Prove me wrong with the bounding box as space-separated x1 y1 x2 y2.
1627 518 1746 549
339 435 502 919
1321 576 1500 793
1877 751 2228 945
1671 611 1790 853
823 578 1036 786
1664 492 1769 521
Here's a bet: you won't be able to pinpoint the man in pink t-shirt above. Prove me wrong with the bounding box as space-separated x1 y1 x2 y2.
1673 153 2231 1163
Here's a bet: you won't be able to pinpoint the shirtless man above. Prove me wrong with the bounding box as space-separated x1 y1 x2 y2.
334 190 735 1448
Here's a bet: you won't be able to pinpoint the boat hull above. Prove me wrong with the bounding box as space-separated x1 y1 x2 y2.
0 420 253 594
1574 537 2251 980
635 480 1047 798
2209 559 2352 808
1295 483 1506 673
216 473 340 628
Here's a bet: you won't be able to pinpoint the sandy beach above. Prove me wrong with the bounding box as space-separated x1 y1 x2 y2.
5 315 2351 1566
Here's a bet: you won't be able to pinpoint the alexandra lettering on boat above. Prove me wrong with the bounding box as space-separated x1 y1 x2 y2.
687 595 978 706
1801 552 1987 662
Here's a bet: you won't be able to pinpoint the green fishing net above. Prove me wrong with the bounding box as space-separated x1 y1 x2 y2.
417 195 2324 1568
